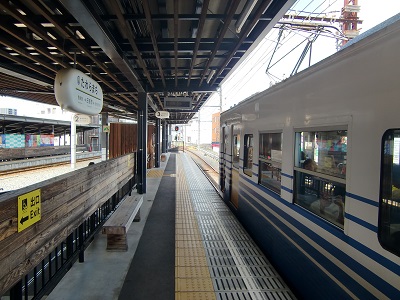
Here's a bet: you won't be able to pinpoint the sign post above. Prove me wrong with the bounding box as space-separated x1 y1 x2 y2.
55 68 103 168
71 114 76 168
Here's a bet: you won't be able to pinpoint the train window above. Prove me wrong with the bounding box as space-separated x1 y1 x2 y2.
293 130 347 228
259 132 282 194
379 129 400 257
243 134 253 177
233 133 240 169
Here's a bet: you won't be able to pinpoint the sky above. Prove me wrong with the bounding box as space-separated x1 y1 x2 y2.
187 0 400 144
1 0 400 143
210 0 400 112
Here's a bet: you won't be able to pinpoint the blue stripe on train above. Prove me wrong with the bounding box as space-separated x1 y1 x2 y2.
237 193 357 299
237 180 400 299
241 175 400 275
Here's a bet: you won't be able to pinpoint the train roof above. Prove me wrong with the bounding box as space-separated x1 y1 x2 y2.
221 13 400 119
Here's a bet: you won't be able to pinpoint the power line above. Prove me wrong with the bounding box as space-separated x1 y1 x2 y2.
221 0 348 108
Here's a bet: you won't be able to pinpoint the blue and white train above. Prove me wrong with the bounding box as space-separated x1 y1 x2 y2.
219 14 400 299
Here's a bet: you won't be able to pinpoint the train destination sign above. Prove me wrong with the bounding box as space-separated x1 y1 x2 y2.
18 189 41 232
55 68 103 115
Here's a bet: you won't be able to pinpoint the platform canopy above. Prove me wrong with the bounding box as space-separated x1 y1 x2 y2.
0 114 100 136
0 0 293 124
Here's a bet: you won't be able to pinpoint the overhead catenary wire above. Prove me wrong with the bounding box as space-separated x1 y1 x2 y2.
221 0 341 105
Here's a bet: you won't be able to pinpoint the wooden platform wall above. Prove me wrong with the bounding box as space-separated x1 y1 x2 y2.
0 153 135 295
109 123 137 159
109 123 156 169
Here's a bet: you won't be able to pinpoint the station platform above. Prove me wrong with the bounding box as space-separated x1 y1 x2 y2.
46 152 295 300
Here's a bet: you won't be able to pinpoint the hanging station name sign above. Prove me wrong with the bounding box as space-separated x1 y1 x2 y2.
54 68 103 115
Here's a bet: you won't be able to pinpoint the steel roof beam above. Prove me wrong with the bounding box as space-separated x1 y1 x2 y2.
174 0 179 87
133 37 254 44
148 81 217 93
28 0 130 93
102 13 273 21
59 0 145 93
1 1 119 93
130 43 249 52
142 0 166 87
107 0 154 89
199 0 242 86
188 0 209 86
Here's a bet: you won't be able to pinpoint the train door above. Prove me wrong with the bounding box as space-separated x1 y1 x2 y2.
220 126 226 192
231 126 240 208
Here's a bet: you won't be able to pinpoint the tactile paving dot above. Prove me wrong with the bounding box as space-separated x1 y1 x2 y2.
175 292 216 300
175 266 211 278
176 278 215 292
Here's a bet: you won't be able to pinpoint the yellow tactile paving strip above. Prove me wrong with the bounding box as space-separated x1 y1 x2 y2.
175 156 216 300
146 168 164 177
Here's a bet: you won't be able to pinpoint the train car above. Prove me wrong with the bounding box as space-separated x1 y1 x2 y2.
220 15 400 299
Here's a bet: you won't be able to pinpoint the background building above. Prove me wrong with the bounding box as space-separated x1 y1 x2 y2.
211 112 220 152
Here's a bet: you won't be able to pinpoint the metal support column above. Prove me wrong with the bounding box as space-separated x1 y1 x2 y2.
137 92 147 194
155 118 161 168
71 114 76 169
162 119 167 153
101 112 108 161
168 123 171 150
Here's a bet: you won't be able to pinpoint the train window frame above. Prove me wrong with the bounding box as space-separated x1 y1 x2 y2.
379 129 400 257
258 132 282 194
293 128 347 228
243 134 253 177
232 132 240 169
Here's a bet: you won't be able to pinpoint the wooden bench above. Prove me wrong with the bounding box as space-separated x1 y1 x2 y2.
102 195 143 251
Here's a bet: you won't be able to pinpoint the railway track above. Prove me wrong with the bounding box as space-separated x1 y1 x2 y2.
0 155 101 176
186 148 221 197
0 150 217 193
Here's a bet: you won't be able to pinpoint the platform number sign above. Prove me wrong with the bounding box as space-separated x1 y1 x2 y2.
18 189 41 232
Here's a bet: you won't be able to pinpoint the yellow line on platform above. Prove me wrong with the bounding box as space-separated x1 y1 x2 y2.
175 155 216 300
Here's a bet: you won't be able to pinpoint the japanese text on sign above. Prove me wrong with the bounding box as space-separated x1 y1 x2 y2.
18 189 41 232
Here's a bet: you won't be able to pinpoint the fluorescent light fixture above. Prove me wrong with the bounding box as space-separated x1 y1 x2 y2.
206 69 216 83
235 0 258 34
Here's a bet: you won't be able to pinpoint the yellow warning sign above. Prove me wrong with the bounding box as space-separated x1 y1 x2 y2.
18 189 41 232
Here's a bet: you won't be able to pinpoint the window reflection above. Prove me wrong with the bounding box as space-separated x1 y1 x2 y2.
233 133 240 169
379 130 400 257
294 129 347 228
297 130 347 179
259 132 282 194
295 172 345 227
243 134 253 177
